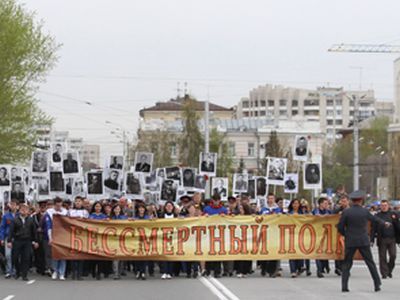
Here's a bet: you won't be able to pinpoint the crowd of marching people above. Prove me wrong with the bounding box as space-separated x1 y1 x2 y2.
0 190 399 282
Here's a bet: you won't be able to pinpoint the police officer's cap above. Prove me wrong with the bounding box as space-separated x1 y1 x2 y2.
349 190 366 200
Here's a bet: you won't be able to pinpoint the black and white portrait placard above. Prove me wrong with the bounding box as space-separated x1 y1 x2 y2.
109 155 124 170
37 177 50 197
134 152 153 173
10 167 22 182
125 172 144 197
104 169 122 192
87 172 103 195
0 165 11 188
11 181 25 203
266 157 287 186
50 171 65 192
247 178 256 199
156 168 166 179
62 152 80 176
51 142 66 164
284 173 299 194
233 173 248 193
72 178 85 197
165 166 181 184
194 175 207 191
255 177 267 198
145 170 157 186
182 168 196 189
161 179 178 202
31 151 49 175
199 152 217 177
304 162 322 190
293 135 309 162
211 177 228 200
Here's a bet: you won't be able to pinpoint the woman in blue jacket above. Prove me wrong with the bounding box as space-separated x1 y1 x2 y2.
89 201 107 280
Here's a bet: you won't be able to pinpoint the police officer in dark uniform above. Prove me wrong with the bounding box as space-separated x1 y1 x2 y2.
338 190 390 292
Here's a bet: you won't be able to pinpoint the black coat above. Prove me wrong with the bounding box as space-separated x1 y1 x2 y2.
338 205 383 248
8 215 37 243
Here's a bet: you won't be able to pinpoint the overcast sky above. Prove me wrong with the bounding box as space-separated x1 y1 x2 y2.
21 0 400 158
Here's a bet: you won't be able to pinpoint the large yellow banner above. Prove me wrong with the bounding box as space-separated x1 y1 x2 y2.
52 214 344 261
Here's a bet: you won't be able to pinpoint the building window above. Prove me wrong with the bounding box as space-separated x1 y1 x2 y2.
260 111 266 116
304 110 319 116
228 142 236 156
327 120 333 125
243 111 249 117
336 99 342 105
279 110 287 116
335 120 342 125
242 101 249 108
304 99 319 106
260 100 266 107
248 142 255 157
268 100 274 107
292 100 298 107
279 99 287 106
327 99 334 106
292 110 298 116
171 143 177 157
254 100 258 107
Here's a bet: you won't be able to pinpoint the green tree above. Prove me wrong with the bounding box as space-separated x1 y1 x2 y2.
322 116 389 194
0 0 59 164
135 130 174 168
178 95 204 167
262 130 284 172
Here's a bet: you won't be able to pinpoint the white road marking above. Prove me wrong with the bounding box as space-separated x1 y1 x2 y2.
199 276 229 300
3 295 15 300
27 280 35 285
209 277 240 300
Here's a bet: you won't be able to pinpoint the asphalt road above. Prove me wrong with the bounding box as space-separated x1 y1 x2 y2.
0 248 399 300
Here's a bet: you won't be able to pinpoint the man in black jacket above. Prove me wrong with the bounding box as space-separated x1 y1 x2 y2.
371 199 398 279
338 190 391 293
7 203 38 281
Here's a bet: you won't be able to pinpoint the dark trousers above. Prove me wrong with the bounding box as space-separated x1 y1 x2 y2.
183 262 199 275
316 260 329 273
34 239 45 274
161 261 173 275
12 239 32 278
236 261 251 275
378 237 397 277
289 260 304 274
206 261 221 275
342 246 381 290
71 260 83 278
260 260 278 276
135 261 147 274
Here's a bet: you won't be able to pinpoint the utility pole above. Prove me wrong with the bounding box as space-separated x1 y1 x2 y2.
205 87 210 153
351 66 363 191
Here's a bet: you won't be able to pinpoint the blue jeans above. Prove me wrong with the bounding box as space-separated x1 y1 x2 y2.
52 260 66 276
5 245 14 275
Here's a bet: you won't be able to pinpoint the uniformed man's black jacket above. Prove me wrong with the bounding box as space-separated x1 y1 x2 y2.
7 216 37 243
338 205 383 248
